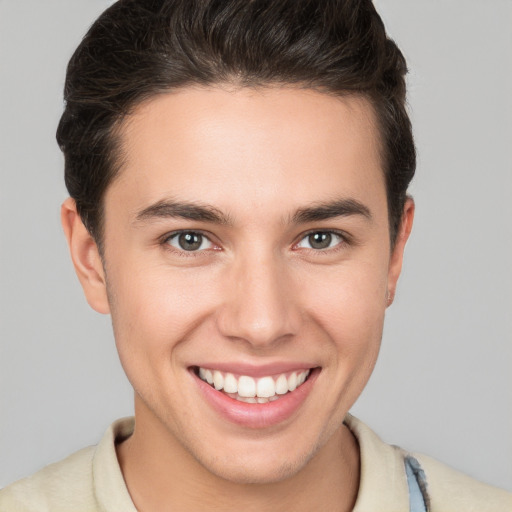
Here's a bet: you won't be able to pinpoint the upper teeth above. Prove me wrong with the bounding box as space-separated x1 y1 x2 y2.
198 368 311 398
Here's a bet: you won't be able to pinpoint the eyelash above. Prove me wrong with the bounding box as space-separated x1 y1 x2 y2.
160 229 350 256
161 230 218 257
292 229 350 253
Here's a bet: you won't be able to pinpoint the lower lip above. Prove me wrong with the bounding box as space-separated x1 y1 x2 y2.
191 368 319 429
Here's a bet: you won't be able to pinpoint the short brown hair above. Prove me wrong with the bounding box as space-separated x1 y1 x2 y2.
57 0 415 249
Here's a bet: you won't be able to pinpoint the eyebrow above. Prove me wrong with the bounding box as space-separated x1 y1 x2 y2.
134 197 372 227
291 198 372 224
134 199 232 225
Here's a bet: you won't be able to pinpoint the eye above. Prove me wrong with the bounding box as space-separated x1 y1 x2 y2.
165 231 214 252
296 231 344 250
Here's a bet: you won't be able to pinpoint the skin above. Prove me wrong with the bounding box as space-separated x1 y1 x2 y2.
62 86 414 511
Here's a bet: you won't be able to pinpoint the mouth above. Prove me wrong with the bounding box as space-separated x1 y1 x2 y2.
193 366 312 404
190 363 319 428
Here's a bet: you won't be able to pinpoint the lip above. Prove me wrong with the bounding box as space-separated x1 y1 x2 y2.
192 361 317 378
190 366 320 429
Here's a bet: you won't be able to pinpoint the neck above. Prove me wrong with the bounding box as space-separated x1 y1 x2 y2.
117 399 360 512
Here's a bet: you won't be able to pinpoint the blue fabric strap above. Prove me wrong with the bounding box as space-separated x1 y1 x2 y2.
404 455 429 512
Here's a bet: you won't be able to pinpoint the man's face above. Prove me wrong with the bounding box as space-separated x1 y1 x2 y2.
93 87 407 483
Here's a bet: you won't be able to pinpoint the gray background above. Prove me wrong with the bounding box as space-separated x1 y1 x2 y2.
1 0 511 492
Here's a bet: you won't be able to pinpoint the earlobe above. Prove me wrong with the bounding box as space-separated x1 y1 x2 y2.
386 198 415 307
61 198 110 314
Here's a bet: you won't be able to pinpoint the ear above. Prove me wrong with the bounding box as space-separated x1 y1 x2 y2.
61 198 110 314
386 197 415 307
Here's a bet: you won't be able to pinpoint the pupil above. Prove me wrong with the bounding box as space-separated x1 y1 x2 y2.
309 232 331 249
179 232 202 251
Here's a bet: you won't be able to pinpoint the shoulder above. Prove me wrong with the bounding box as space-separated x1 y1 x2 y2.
0 417 136 512
0 446 97 512
413 452 512 512
345 414 512 512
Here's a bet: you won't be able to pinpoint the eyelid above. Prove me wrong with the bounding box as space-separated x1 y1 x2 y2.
159 228 351 255
293 229 350 250
160 229 220 254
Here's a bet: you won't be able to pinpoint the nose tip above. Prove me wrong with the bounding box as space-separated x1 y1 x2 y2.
216 258 300 348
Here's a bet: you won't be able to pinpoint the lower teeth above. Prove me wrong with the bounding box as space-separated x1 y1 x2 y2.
225 392 283 403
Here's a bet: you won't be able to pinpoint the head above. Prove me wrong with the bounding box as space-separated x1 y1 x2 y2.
59 0 415 485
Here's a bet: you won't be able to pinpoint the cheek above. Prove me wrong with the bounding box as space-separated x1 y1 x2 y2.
320 289 385 383
107 264 207 365
301 259 387 394
106 257 231 374
303 259 388 339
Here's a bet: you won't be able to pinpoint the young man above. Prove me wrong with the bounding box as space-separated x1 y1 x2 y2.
1 1 510 510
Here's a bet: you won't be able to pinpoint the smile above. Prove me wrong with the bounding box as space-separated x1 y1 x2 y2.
192 364 320 428
196 367 311 403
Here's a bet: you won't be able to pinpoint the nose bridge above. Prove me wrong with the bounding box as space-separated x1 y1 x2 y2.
217 247 299 347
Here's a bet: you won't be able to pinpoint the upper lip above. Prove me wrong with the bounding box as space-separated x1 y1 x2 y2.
190 361 318 378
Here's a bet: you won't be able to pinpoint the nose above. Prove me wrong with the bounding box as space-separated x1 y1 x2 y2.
216 252 301 349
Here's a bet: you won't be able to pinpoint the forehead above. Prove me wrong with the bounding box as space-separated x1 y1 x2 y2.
107 86 385 222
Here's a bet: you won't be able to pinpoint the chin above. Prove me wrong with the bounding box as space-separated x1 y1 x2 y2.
201 452 310 485
189 430 327 486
